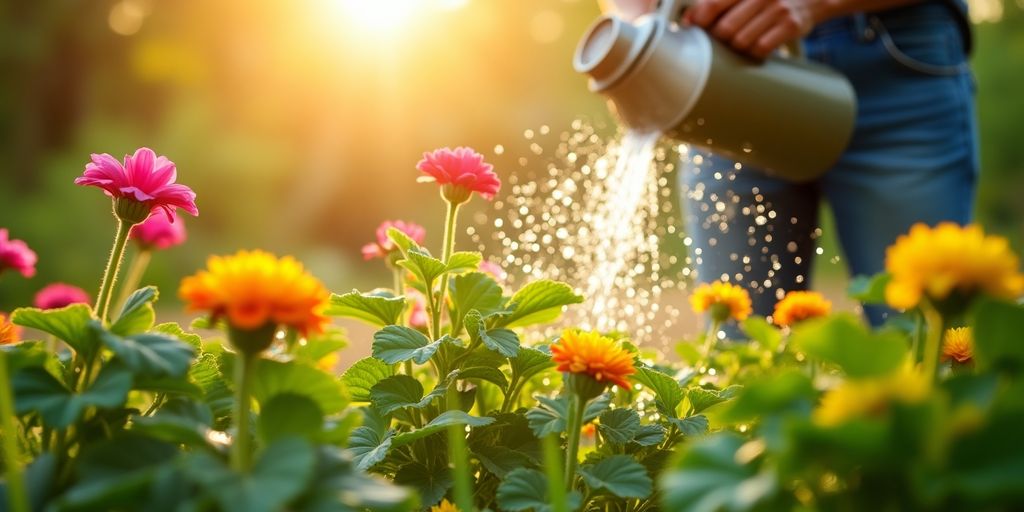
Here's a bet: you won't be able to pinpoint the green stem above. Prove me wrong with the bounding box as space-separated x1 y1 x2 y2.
564 392 585 489
113 248 152 314
700 319 722 367
921 302 945 389
448 389 474 511
543 434 569 512
95 219 133 325
433 201 461 341
232 352 258 472
0 352 30 512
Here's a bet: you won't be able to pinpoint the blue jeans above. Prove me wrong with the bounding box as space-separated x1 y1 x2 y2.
681 1 978 326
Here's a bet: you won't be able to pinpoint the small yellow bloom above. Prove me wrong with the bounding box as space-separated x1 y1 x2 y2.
884 223 1024 310
179 250 329 335
581 422 597 438
813 366 930 427
0 314 20 345
316 351 341 374
942 327 973 364
690 281 753 322
430 499 460 512
772 291 832 327
550 330 635 389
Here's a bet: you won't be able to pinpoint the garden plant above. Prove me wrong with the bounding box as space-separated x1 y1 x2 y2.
1 146 1024 512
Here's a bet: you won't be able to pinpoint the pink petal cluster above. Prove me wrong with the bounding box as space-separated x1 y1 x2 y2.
0 229 38 278
479 260 507 281
34 283 91 310
407 290 429 329
362 220 426 260
75 148 198 221
416 147 501 201
131 210 188 250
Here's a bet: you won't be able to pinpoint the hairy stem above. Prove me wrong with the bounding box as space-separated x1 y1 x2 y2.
95 219 133 324
113 248 152 313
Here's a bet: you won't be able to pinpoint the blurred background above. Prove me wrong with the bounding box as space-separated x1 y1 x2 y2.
1 0 1022 335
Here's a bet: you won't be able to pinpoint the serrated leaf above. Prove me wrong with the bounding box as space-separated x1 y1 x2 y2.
152 322 203 351
386 227 420 254
250 359 347 414
111 286 158 336
341 357 394 402
450 272 506 326
131 399 214 448
326 290 406 327
584 393 613 422
526 395 567 437
397 249 447 285
632 366 684 418
13 364 133 428
670 415 709 436
392 410 494 447
494 280 584 328
466 310 519 357
96 325 196 378
369 373 453 415
631 424 666 447
371 325 440 365
790 314 907 378
348 426 394 471
510 346 554 381
444 252 483 274
497 468 582 512
257 393 324 443
11 304 99 357
579 455 653 499
394 461 452 508
687 385 742 414
459 366 509 390
598 409 641 444
474 445 536 479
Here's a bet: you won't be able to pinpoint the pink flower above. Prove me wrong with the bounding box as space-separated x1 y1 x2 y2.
362 220 426 260
131 210 187 250
34 283 91 310
479 260 506 281
416 147 500 203
75 147 198 222
408 290 429 329
0 229 38 278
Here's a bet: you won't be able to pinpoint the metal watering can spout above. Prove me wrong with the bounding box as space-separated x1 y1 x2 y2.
574 0 857 182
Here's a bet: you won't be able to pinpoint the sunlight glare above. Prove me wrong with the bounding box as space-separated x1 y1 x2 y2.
330 0 425 33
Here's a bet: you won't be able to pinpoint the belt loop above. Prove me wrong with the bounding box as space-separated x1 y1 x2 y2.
852 13 875 42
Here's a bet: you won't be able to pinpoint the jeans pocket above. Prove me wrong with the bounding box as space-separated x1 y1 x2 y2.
870 14 968 77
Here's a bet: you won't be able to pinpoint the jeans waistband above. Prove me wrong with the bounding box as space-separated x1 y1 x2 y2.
807 0 960 41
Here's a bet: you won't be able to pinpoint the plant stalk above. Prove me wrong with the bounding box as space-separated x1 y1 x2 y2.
0 351 30 512
921 302 945 388
543 433 569 512
433 201 460 340
564 392 585 489
113 248 152 313
95 219 133 324
448 388 474 511
232 352 258 472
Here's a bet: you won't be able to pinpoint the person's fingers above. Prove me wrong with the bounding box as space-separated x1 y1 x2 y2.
752 20 799 59
711 0 767 42
685 0 742 28
730 6 781 52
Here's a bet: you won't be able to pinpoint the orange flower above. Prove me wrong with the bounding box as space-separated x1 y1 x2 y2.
581 422 597 438
885 223 1024 310
430 500 459 512
179 250 329 335
773 291 832 327
690 281 753 322
942 327 973 364
0 314 20 345
550 330 635 389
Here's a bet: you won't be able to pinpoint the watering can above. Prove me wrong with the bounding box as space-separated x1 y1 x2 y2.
574 0 857 181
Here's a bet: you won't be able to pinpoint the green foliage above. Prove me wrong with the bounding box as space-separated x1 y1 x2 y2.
597 408 640 445
326 290 407 327
96 328 196 378
493 279 584 328
369 373 451 415
250 358 348 415
111 286 158 336
11 304 99 357
660 434 777 512
579 455 653 499
632 366 684 418
371 325 442 364
13 364 133 429
790 314 907 378
972 298 1024 372
496 468 582 512
341 357 394 402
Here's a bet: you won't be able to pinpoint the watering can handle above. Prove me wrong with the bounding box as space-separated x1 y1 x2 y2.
656 0 805 59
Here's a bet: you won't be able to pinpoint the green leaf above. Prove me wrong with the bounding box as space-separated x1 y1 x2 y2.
152 322 203 351
392 410 495 447
660 434 777 512
326 290 406 327
258 393 324 443
394 461 452 508
741 316 782 352
55 433 177 511
369 373 452 415
459 366 509 390
632 366 684 418
526 395 568 437
670 415 710 436
494 280 583 328
293 327 349 364
111 286 158 336
584 393 613 422
474 445 536 479
371 325 440 365
297 446 416 512
631 424 667 447
97 327 196 378
341 357 394 402
131 399 214 448
721 370 815 423
348 425 394 471
510 346 555 382
579 454 653 499
687 386 742 414
790 314 907 378
184 438 317 512
0 341 55 372
13 364 133 428
450 272 506 324
972 298 1024 372
397 249 447 285
598 408 641 444
848 273 891 304
190 352 233 427
11 304 99 356
466 310 520 357
445 252 483 274
497 468 582 512
251 359 348 415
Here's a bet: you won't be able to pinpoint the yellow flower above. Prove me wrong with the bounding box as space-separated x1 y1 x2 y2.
316 351 341 373
942 327 973 364
772 291 832 327
884 223 1024 310
813 366 930 427
0 314 20 345
430 499 460 512
179 250 329 335
550 330 635 390
690 281 753 322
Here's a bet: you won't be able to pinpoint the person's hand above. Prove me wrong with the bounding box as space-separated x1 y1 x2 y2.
683 0 828 59
598 0 658 20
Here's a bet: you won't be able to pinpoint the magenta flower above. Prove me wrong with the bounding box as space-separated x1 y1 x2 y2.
479 260 507 281
131 211 187 250
416 147 500 204
75 148 198 223
0 229 38 278
407 290 429 329
362 220 427 260
34 283 91 310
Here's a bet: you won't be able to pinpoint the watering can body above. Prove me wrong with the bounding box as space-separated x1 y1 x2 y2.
574 0 857 182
